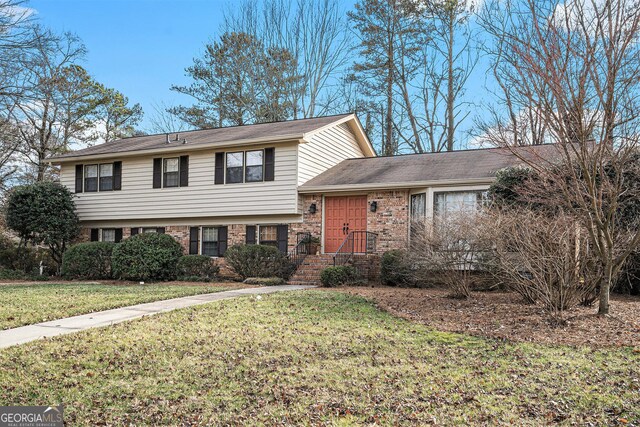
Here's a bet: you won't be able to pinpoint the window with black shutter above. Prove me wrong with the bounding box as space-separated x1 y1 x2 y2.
113 161 122 190
130 227 140 236
246 225 257 244
264 147 275 181
75 165 83 193
84 165 98 192
101 228 116 242
226 152 243 184
189 227 199 255
163 158 179 187
245 150 263 182
99 164 113 191
179 155 189 187
259 225 278 248
277 224 288 253
90 228 99 242
115 228 123 243
77 162 121 193
200 226 228 257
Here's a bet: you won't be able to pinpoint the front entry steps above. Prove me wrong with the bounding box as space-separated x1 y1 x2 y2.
288 255 335 286
288 254 381 286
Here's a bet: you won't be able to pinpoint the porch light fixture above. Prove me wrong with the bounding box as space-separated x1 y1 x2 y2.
309 203 317 214
370 201 378 212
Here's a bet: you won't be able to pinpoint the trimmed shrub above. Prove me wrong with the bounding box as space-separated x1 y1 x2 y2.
177 255 220 281
0 236 39 274
112 233 183 281
243 277 286 286
320 266 359 287
0 268 31 280
225 244 293 280
380 250 414 286
61 242 116 280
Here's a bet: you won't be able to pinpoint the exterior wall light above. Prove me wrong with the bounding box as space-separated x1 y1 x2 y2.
309 203 317 214
370 201 378 212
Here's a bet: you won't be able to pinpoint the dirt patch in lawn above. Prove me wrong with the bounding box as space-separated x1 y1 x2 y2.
333 286 640 348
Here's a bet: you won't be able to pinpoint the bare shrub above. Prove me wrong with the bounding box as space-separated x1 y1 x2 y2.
485 209 599 318
409 213 489 299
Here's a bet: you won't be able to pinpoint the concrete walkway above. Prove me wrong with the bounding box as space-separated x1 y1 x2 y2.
0 285 314 349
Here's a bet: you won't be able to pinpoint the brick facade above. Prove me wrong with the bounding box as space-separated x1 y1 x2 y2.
366 190 409 252
289 194 323 252
77 191 411 277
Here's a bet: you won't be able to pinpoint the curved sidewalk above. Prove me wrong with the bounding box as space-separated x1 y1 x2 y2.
0 285 314 349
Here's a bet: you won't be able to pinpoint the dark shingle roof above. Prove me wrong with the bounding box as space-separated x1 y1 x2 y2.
50 113 353 160
301 144 562 189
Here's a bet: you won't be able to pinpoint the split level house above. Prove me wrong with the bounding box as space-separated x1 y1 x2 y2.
49 113 559 282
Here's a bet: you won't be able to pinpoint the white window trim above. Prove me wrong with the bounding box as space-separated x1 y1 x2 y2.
162 157 180 188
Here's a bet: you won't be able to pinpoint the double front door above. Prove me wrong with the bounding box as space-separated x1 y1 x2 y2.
324 195 368 253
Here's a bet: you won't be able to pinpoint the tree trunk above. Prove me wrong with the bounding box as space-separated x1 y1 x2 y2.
598 263 612 315
446 12 455 151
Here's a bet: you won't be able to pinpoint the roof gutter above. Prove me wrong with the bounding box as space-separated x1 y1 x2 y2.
48 135 304 164
298 177 495 193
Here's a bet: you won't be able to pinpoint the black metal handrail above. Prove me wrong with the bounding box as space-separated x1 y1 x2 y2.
333 231 378 267
288 232 311 269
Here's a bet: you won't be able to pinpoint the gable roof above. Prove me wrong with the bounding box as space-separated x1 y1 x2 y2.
299 144 563 192
49 113 374 162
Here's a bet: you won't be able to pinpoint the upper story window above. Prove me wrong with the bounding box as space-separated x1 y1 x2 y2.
215 148 274 185
99 164 113 191
84 165 98 192
163 158 179 188
152 156 188 189
245 150 264 182
76 162 121 193
226 152 244 184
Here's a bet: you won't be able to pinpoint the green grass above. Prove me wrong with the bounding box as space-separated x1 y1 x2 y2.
0 283 230 330
0 291 638 425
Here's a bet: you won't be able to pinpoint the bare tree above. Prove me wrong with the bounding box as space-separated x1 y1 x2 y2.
477 0 640 314
147 101 191 134
223 0 351 119
410 211 489 298
400 0 478 152
486 209 599 319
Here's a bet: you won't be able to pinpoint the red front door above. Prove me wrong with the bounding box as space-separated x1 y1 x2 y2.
324 196 368 253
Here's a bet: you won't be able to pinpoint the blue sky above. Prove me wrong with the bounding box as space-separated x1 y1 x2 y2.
28 0 491 146
29 0 231 130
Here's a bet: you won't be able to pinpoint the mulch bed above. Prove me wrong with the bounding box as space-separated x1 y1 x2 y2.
333 286 640 348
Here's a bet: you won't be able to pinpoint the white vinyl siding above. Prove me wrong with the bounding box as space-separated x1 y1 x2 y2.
298 123 366 186
60 142 299 221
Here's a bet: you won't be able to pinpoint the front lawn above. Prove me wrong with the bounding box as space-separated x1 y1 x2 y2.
0 291 637 425
0 283 231 330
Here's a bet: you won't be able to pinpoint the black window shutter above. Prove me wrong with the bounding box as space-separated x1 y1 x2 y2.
152 158 162 188
189 227 199 255
113 161 122 191
90 228 99 242
214 152 225 184
276 224 288 253
218 226 228 256
115 228 123 243
246 225 256 244
157 227 165 234
75 165 83 193
179 155 189 187
130 227 139 236
264 148 275 181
